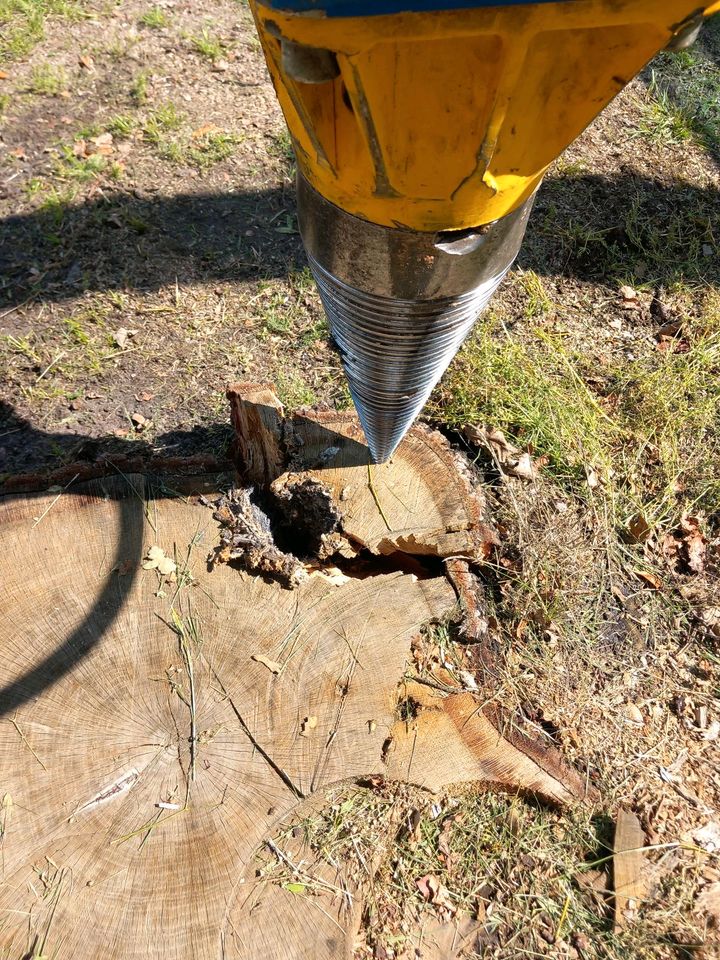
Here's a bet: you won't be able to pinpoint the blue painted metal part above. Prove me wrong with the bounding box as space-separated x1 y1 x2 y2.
258 0 574 16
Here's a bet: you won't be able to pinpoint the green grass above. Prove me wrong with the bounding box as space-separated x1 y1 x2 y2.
260 784 697 960
130 70 150 105
27 62 66 95
138 5 169 29
54 145 107 182
155 126 241 169
519 269 553 318
189 26 225 62
38 184 75 222
275 372 317 408
142 102 183 144
640 20 720 155
430 299 720 528
106 113 135 138
268 127 296 177
0 0 84 61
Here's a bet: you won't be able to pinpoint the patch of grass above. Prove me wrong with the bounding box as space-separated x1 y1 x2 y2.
261 784 694 959
27 62 67 95
155 126 241 169
642 26 720 156
38 184 75 222
189 26 225 62
0 0 84 61
275 372 316 408
130 70 149 105
23 176 44 197
637 81 693 146
106 113 135 138
541 179 719 287
138 5 168 29
54 145 107 182
0 92 11 116
142 102 183 144
268 127 296 177
519 269 553 318
431 300 720 526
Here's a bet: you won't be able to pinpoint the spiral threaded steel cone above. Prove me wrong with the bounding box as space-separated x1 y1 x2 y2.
298 175 535 463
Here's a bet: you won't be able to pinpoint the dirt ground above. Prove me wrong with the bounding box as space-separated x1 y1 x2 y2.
1 3 720 958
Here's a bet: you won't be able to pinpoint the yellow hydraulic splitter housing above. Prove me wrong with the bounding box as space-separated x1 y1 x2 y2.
250 0 720 462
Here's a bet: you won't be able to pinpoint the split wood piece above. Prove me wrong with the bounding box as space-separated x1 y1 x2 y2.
385 681 589 807
613 808 648 931
227 383 498 561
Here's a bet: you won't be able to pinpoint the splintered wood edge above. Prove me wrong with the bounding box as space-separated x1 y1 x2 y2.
386 681 595 808
226 383 498 560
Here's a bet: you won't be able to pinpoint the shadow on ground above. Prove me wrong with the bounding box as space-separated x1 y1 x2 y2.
0 184 302 310
1 173 718 313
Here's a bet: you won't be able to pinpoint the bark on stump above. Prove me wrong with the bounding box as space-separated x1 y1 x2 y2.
0 385 592 960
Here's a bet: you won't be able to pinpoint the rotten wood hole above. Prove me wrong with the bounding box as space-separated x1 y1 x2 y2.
0 383 593 959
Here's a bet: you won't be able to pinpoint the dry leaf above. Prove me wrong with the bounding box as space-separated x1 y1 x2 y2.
130 411 149 431
636 570 661 590
506 451 537 481
696 882 720 925
192 123 221 139
113 327 137 349
585 465 601 489
88 132 114 155
694 822 720 853
416 874 456 917
142 545 176 576
624 703 644 726
627 514 651 543
619 285 638 301
662 514 707 574
135 391 155 402
78 54 95 70
252 654 282 674
703 720 720 742
681 515 706 574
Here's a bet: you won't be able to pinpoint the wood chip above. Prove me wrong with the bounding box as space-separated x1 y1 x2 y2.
613 808 647 931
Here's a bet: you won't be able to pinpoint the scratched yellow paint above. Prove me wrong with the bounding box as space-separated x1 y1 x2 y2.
251 1 720 230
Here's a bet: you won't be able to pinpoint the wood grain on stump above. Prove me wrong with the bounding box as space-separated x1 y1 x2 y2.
0 387 591 959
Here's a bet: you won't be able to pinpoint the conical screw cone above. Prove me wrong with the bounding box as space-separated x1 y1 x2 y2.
309 257 506 463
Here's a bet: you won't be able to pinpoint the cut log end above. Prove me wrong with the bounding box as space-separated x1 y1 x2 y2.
0 384 596 960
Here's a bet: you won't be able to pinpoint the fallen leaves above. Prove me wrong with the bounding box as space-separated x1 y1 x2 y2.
299 715 317 737
142 545 176 577
636 570 661 590
662 514 707 574
130 411 150 432
464 425 546 481
695 882 720 926
113 327 138 349
74 132 114 159
415 874 456 919
693 821 720 854
623 703 644 727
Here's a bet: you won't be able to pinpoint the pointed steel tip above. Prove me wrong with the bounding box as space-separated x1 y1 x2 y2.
349 389 411 465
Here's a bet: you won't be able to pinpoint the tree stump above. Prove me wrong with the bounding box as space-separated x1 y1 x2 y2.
0 387 592 960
